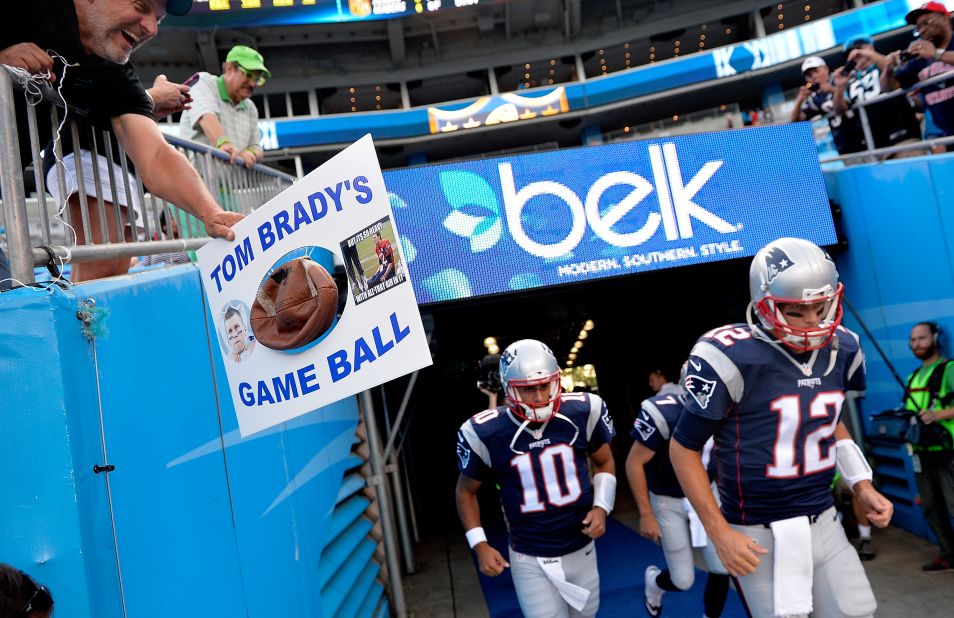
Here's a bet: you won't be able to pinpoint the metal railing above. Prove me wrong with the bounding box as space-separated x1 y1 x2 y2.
0 66 296 285
818 66 954 163
602 103 744 143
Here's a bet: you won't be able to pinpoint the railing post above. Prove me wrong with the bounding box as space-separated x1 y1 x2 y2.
0 69 36 284
360 390 407 617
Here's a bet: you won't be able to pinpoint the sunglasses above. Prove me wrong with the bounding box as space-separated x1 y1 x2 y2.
236 65 266 86
17 572 53 617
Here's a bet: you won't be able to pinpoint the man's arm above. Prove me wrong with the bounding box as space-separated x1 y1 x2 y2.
832 68 852 115
147 75 191 120
625 441 660 542
0 42 54 80
790 85 813 122
111 113 243 240
455 473 509 576
196 113 255 167
834 421 893 527
582 442 615 539
670 440 767 576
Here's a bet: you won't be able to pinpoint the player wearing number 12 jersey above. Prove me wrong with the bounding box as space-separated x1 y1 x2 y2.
456 339 616 618
670 238 893 618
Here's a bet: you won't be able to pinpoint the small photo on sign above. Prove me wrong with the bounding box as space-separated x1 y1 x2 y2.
250 246 341 352
341 216 407 305
219 300 257 364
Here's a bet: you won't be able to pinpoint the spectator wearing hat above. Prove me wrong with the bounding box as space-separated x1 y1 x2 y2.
834 34 925 158
179 45 270 168
882 2 954 143
1 0 243 283
791 56 867 156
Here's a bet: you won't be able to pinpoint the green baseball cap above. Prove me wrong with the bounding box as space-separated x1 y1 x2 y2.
226 45 271 79
166 0 193 16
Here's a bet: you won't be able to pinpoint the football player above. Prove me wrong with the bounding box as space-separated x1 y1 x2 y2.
627 363 729 618
670 237 893 618
455 339 616 618
367 231 395 287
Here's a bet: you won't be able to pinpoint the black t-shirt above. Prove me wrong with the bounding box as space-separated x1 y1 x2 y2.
843 65 921 148
3 0 154 171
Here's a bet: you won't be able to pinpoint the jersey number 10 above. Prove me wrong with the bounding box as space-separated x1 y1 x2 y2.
511 444 582 513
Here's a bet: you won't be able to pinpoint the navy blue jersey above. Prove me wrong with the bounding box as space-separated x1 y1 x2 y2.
800 85 866 154
457 393 616 557
896 58 954 137
631 392 688 498
672 323 866 525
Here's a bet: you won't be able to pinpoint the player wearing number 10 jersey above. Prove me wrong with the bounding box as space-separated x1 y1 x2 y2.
670 238 893 618
456 339 616 618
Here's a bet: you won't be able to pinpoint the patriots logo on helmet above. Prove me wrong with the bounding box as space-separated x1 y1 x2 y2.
764 246 796 285
685 374 717 409
456 432 471 468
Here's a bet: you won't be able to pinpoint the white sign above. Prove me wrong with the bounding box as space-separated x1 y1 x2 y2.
197 135 432 437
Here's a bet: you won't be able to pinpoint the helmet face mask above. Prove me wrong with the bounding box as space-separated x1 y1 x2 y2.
756 284 844 351
500 339 562 423
749 238 844 352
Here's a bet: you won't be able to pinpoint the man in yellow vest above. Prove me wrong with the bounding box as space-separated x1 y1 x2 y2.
905 321 954 572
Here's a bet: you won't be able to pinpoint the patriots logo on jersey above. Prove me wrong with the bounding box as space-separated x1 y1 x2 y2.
685 374 717 409
764 246 795 284
634 417 656 441
456 432 471 468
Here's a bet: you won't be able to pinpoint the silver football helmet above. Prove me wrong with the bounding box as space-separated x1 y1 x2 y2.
500 339 562 422
748 237 843 351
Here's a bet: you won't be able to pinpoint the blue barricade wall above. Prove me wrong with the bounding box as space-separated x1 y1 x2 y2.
826 152 954 538
0 261 365 617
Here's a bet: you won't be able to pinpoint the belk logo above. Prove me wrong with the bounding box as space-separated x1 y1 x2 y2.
439 143 739 260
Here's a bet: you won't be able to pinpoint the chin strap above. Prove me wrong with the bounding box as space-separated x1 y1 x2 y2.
508 412 579 455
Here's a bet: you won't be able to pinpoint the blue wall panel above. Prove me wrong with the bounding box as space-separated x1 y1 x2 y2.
0 264 361 616
826 152 954 538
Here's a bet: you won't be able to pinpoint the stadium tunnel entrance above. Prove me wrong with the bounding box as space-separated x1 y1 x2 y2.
380 255 753 539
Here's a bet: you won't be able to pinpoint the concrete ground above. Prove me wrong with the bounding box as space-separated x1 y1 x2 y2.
404 512 954 617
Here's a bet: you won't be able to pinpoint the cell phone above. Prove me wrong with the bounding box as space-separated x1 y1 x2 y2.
808 81 821 92
842 59 857 73
899 50 915 63
183 72 201 87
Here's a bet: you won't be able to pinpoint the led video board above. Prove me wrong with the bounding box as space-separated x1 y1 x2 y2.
169 0 508 27
381 122 836 305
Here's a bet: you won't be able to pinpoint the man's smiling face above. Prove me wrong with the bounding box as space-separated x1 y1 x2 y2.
77 0 166 65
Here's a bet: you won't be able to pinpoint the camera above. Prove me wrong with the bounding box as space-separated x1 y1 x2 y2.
807 81 821 92
476 354 503 393
842 59 857 74
899 50 916 63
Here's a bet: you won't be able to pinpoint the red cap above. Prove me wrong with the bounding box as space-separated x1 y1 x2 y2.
906 2 950 25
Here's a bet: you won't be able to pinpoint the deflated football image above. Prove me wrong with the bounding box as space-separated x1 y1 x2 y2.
251 256 339 350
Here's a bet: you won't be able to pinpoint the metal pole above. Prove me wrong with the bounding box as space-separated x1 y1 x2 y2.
858 105 876 156
0 69 36 284
379 386 418 575
360 390 407 618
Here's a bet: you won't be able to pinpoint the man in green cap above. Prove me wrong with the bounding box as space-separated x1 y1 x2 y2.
179 45 270 168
